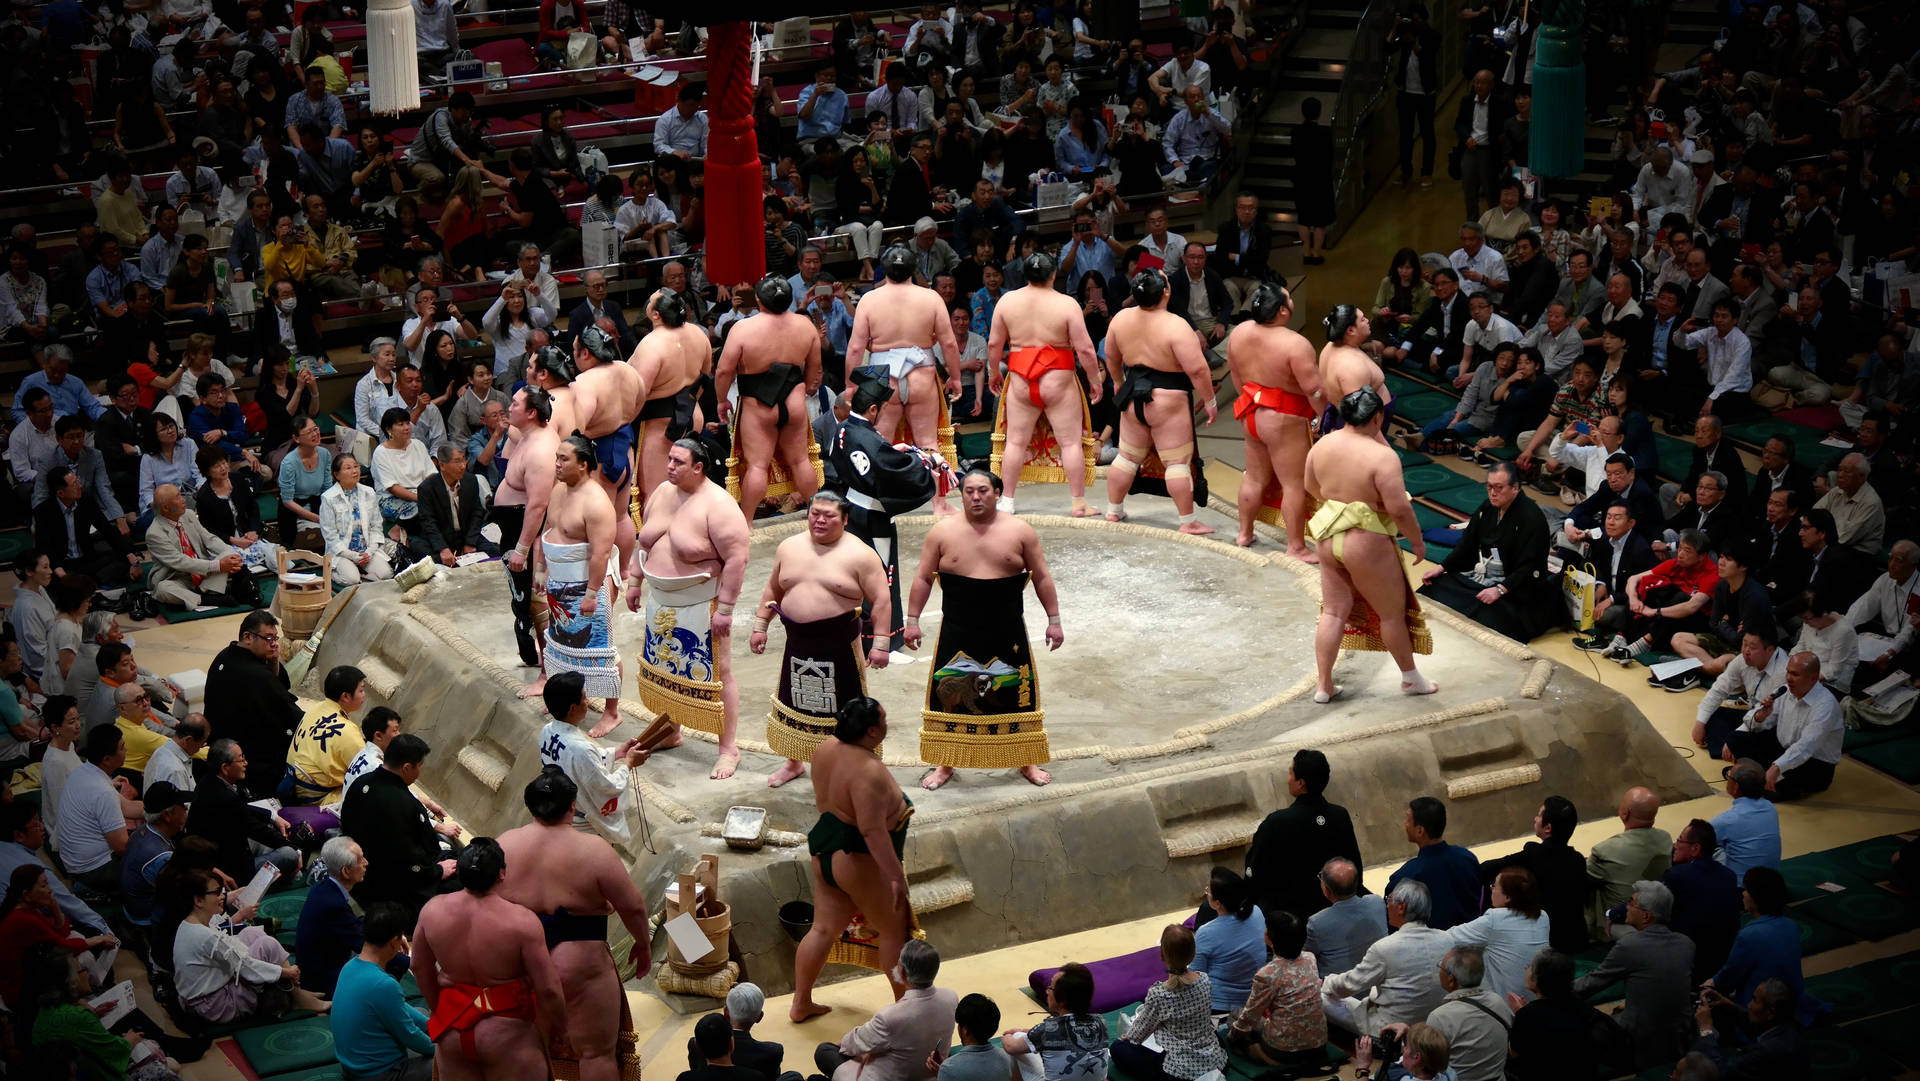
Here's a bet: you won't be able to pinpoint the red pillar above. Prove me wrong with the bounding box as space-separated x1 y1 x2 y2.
700 21 766 288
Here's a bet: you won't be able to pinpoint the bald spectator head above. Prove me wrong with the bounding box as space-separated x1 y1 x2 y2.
154 484 187 522
115 681 150 721
1619 786 1660 828
1606 273 1632 307
1318 858 1360 901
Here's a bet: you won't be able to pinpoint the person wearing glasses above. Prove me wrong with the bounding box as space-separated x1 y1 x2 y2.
174 866 329 1023
203 611 304 787
1419 461 1555 643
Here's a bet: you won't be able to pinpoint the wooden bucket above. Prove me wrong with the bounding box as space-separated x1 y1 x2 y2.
274 548 333 646
664 854 731 977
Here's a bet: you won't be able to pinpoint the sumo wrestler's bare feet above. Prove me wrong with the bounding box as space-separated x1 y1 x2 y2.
768 760 808 787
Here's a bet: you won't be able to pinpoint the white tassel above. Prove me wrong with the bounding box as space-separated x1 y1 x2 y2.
367 0 421 117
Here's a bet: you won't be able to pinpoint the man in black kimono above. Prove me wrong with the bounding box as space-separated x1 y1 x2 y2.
827 370 938 655
340 733 455 920
1419 461 1556 641
203 610 304 787
1245 749 1365 920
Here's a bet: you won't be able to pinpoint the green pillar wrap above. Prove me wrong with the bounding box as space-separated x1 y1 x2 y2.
1528 0 1586 180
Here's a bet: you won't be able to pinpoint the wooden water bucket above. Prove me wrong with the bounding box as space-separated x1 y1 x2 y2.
664 854 731 977
274 548 333 646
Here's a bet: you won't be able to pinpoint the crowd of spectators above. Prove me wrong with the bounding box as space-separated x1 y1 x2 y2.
0 629 468 1076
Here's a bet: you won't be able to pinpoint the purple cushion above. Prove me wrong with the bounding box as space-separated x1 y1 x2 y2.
1028 915 1200 1015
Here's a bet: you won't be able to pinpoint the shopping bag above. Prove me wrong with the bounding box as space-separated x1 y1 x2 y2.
1562 561 1597 632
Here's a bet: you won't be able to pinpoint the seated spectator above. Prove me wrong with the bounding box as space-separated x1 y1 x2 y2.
1707 867 1803 1012
1386 797 1482 931
174 866 326 1023
1192 867 1266 1013
1663 817 1743 985
277 417 333 546
297 194 361 301
261 213 331 290
195 449 281 575
1 802 108 940
0 632 31 772
1659 472 1738 562
154 333 236 416
438 168 492 281
1447 868 1550 1001
1721 651 1842 799
371 199 444 292
1322 880 1453 1035
1110 925 1224 1081
12 346 101 426
0 864 118 1005
137 415 206 531
1468 349 1557 455
1 244 52 347
1574 880 1692 1068
502 151 581 268
1003 963 1109 1081
1225 908 1326 1067
186 736 304 893
1505 950 1596 1081
59 726 141 894
164 234 233 351
686 982 794 1080
1302 858 1386 978
1588 530 1718 667
1418 462 1556 642
23 945 183 1081
186 375 268 480
1845 541 1917 687
1692 625 1790 759
121 780 194 932
146 482 244 609
393 366 446 456
144 716 209 797
356 337 407 438
297 837 370 997
1413 946 1510 1081
372 407 434 539
938 994 1012 1081
322 454 396 584
34 465 140 588
8 390 57 491
413 444 498 567
1839 337 1920 432
284 665 369 809
445 361 509 448
1163 87 1231 190
113 682 194 776
484 284 552 379
138 206 185 294
406 91 501 201
1481 797 1591 954
39 575 93 698
1514 359 1604 482
331 901 432 1079
1586 786 1671 942
1658 539 1771 689
8 552 58 683
1350 1022 1451 1081
1694 976 1808 1078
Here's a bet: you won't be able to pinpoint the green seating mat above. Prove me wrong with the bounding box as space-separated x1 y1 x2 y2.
1384 372 1440 400
1652 433 1695 482
258 1066 343 1081
1803 950 1920 1022
1848 1003 1920 1069
1402 464 1475 495
1793 886 1920 942
1414 503 1464 531
258 885 312 926
1780 835 1905 900
1844 721 1916 751
0 530 32 564
1420 482 1489 515
1847 733 1920 783
1392 392 1457 425
1771 910 1858 955
232 1015 336 1075
1806 1026 1904 1080
160 578 280 623
1393 446 1433 467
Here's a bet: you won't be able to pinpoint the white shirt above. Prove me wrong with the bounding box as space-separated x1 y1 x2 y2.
400 316 462 369
173 919 284 1002
354 367 408 439
1697 647 1788 723
1814 484 1886 555
1469 95 1491 144
1546 434 1615 500
1759 682 1844 771
1682 326 1753 401
1141 231 1188 267
866 85 921 132
1446 907 1552 1001
538 720 632 845
1632 158 1692 217
614 193 675 236
1795 619 1859 693
145 739 197 795
39 743 81 843
1322 921 1452 1029
1845 570 1918 654
1462 313 1521 356
1449 244 1507 299
1157 57 1213 98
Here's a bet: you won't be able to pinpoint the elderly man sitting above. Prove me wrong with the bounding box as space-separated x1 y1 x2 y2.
1321 880 1451 1036
146 483 247 608
1574 880 1693 1069
1721 651 1843 800
814 940 956 1081
297 836 375 996
113 682 205 778
145 715 210 795
1303 858 1388 978
686 982 796 1080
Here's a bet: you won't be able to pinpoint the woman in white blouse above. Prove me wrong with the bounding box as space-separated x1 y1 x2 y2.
8 551 56 683
319 454 393 583
173 868 327 1022
1446 866 1551 1002
370 407 434 526
481 281 550 377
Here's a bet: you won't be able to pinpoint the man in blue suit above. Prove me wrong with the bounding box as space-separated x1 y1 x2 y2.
566 270 639 357
297 835 375 995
